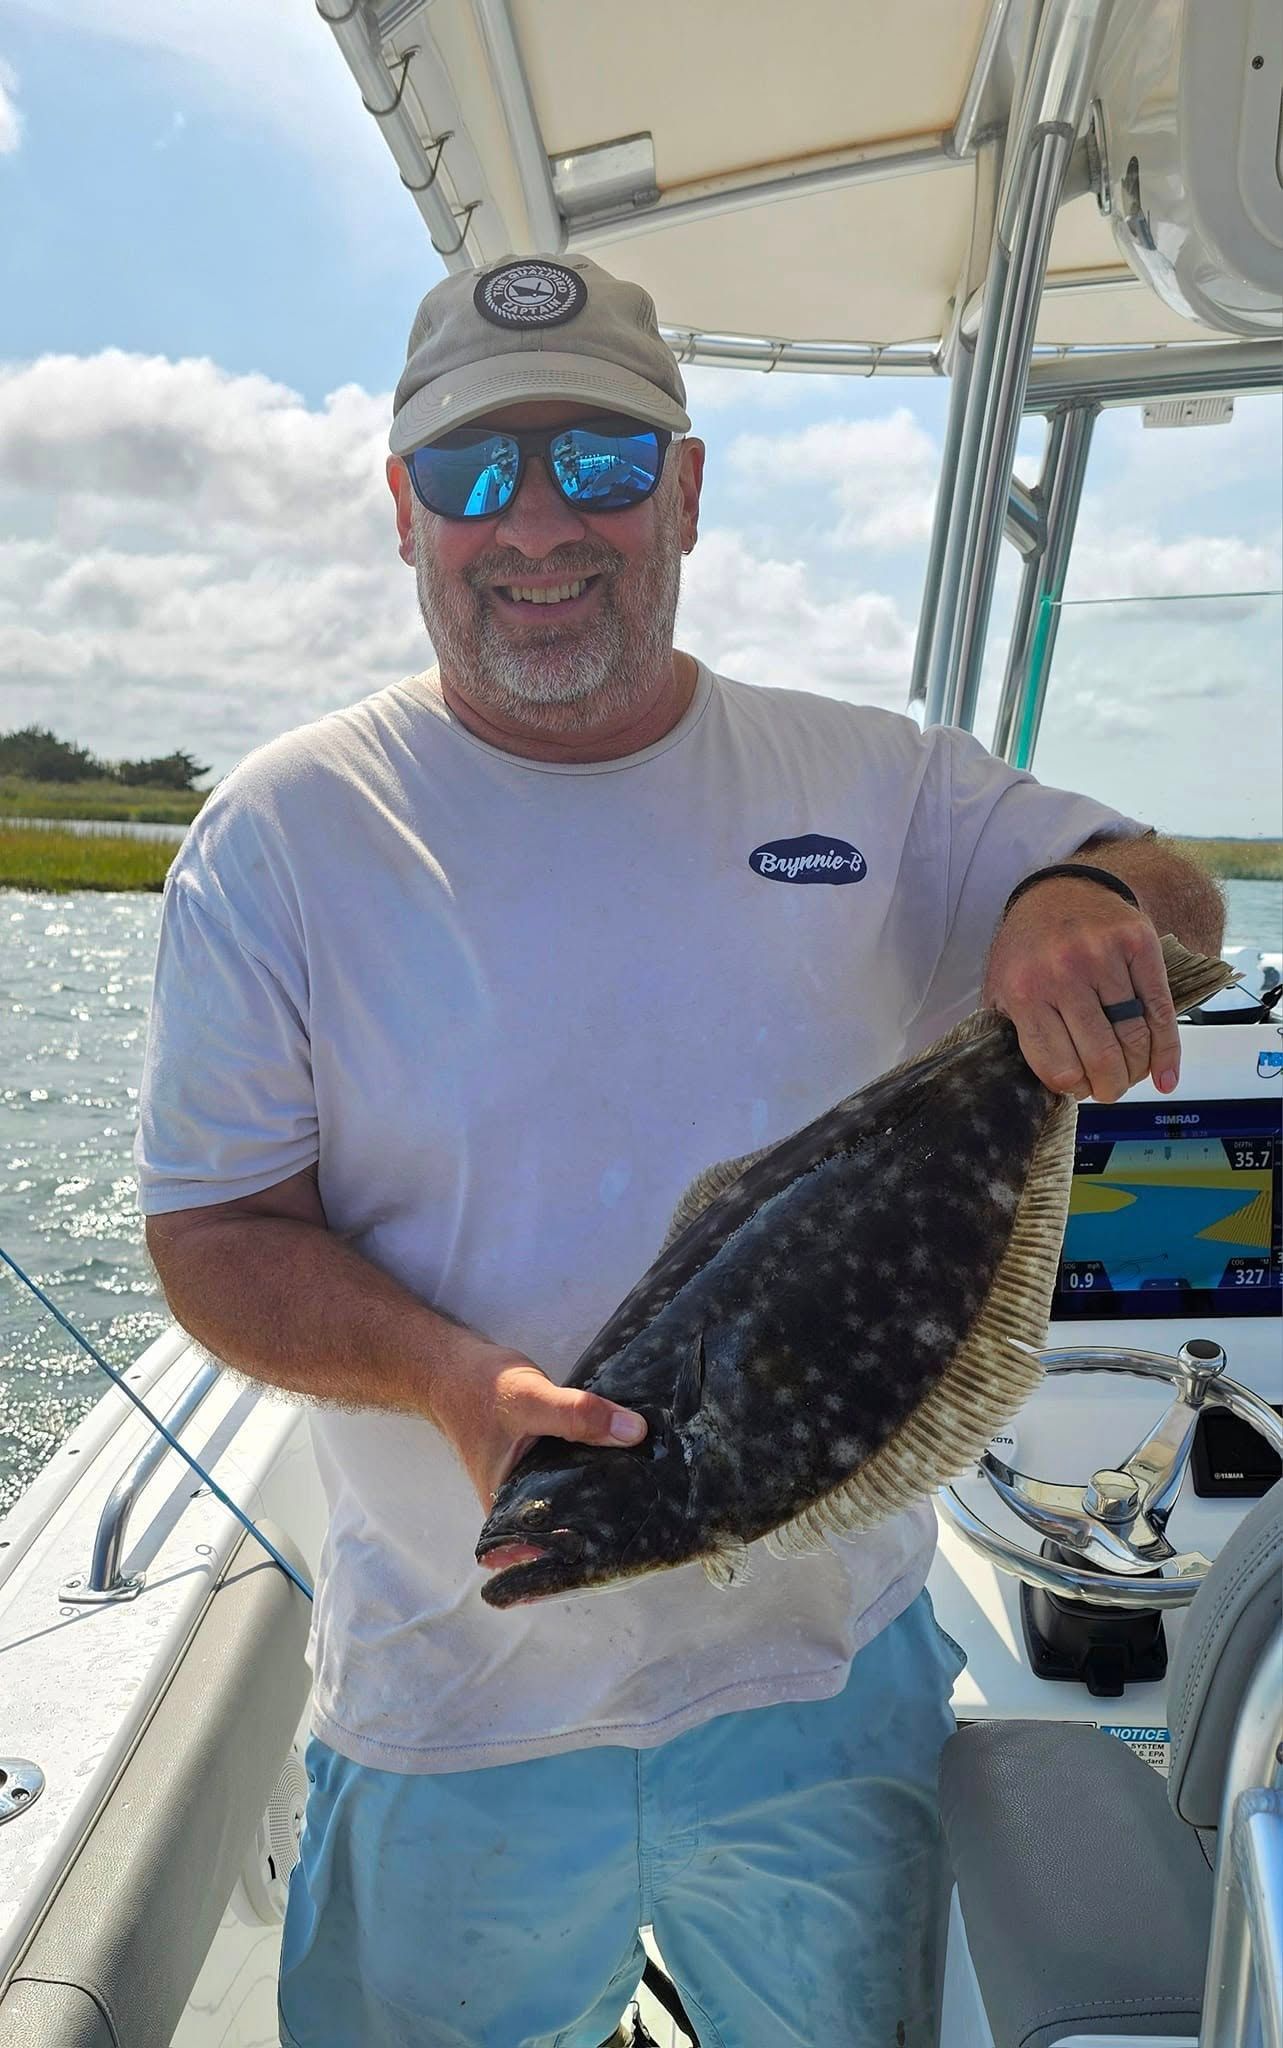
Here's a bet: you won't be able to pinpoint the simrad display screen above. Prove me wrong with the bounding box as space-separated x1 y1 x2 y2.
1054 1098 1281 1321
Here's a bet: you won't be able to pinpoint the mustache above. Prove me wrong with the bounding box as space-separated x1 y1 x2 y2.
465 544 624 590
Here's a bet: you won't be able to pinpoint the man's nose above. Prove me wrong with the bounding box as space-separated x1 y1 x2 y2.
492 453 588 559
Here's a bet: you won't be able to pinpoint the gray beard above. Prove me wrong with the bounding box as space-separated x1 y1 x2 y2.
412 484 684 727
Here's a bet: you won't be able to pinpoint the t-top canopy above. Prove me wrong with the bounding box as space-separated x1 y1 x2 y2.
324 0 1251 368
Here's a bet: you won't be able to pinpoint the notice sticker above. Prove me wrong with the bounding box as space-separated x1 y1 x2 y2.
1099 1724 1171 1775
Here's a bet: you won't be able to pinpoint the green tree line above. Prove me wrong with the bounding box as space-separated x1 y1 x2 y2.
0 726 210 791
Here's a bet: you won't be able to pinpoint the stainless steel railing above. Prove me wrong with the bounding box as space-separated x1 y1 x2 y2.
61 1360 222 1603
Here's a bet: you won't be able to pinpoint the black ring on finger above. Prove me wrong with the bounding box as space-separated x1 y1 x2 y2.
1101 995 1146 1024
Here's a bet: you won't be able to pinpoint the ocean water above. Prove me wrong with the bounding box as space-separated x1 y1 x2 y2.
1 878 1280 1514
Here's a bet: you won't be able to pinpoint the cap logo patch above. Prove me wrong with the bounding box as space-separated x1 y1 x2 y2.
474 261 587 330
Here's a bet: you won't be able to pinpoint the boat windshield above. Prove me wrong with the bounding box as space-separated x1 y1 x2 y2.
987 394 1282 852
1033 588 1282 844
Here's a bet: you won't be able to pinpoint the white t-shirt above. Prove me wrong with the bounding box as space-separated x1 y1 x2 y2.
136 664 1141 1772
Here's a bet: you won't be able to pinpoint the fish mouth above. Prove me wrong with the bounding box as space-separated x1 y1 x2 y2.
475 1525 587 1606
479 1553 590 1608
476 1528 593 1609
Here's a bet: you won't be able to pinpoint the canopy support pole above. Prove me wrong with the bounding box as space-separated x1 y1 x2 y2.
467 0 564 252
909 340 975 722
991 400 1098 767
916 0 1115 735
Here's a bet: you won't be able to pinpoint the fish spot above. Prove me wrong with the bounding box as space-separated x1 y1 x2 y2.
915 1320 950 1349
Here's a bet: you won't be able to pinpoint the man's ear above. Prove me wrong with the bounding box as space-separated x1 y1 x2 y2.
387 457 416 565
676 437 705 555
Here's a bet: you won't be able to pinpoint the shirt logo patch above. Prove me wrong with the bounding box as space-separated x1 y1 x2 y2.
749 835 867 885
473 261 587 329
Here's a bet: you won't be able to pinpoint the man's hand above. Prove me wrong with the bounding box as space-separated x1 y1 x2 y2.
983 877 1181 1102
427 1336 647 1534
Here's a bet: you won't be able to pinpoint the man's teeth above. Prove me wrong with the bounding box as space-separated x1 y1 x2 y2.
501 578 591 605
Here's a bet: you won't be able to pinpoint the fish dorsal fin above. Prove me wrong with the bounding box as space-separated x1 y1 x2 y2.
661 1142 777 1250
577 1012 1012 1385
656 1010 1002 1254
702 1542 752 1590
870 1002 1001 1075
1160 933 1235 1014
763 1084 1078 1561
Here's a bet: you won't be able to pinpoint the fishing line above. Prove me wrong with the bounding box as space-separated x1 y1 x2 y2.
1 1244 314 1603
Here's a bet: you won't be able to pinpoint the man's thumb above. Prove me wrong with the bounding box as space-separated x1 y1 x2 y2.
538 1383 647 1447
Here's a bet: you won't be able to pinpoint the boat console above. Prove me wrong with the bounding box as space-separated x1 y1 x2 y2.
930 1009 1282 2047
931 1012 1281 1737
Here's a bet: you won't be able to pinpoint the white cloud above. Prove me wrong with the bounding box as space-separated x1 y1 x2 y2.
679 529 915 706
1068 521 1281 603
0 351 391 551
0 58 22 153
727 409 938 549
0 351 423 769
682 366 846 415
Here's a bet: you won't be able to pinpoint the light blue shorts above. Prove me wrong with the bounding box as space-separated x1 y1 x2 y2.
279 1588 965 2048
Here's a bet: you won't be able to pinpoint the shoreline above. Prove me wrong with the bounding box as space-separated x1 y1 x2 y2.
0 777 204 826
0 823 174 892
0 821 1280 895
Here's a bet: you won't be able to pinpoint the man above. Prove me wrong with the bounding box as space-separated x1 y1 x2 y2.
138 255 1222 2048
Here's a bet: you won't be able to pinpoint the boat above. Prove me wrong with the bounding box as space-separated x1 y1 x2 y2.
1 2 1280 2042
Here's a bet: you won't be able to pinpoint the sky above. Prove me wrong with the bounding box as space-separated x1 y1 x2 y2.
1 1 1280 835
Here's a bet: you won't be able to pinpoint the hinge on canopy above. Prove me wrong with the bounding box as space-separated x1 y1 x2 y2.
551 135 659 225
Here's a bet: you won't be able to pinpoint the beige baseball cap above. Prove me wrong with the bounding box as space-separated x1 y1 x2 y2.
389 253 691 457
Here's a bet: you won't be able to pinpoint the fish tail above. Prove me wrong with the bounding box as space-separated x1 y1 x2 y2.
1161 935 1236 1015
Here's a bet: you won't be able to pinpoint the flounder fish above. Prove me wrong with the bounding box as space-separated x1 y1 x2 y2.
477 937 1232 1607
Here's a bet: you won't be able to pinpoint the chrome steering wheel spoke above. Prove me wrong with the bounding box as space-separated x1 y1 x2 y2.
1118 1339 1230 1535
937 1342 1283 1608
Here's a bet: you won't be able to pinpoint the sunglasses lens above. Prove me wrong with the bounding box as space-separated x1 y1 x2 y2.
551 422 663 508
407 432 519 518
405 419 665 519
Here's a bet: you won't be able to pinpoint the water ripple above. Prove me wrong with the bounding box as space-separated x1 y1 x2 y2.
1 890 166 1512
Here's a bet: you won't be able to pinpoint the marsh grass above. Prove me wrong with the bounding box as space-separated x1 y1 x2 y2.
0 810 1277 895
1171 838 1283 882
0 777 206 824
0 824 175 892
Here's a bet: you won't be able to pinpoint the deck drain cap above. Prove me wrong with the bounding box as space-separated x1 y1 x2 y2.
0 1759 46 1825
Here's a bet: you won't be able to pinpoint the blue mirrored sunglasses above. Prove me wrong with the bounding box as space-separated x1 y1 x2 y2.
404 413 672 521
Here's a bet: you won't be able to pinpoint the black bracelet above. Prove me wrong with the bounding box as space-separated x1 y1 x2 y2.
1003 862 1140 921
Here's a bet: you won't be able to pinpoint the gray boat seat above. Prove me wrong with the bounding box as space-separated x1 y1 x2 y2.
939 1479 1283 2048
0 1525 311 2048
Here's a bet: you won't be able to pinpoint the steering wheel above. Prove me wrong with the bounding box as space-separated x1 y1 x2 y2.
936 1340 1283 1609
